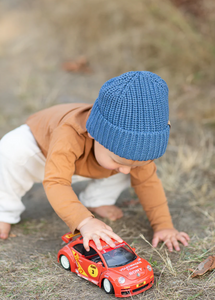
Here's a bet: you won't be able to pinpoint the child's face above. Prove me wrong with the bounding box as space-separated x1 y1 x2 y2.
91 137 152 174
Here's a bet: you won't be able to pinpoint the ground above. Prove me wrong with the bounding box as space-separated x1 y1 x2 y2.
0 1 215 299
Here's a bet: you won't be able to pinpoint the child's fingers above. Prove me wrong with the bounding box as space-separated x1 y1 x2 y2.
179 232 190 241
92 234 103 250
83 236 90 251
177 234 189 246
152 236 159 248
99 232 115 248
171 237 180 251
164 239 173 252
103 229 123 243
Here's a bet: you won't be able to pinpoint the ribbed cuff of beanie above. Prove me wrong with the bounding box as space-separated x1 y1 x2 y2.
86 100 170 161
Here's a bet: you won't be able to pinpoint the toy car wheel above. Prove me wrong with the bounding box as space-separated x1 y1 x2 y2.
103 278 114 294
60 255 71 271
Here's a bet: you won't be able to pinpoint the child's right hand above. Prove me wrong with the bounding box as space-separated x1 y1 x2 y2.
77 217 123 251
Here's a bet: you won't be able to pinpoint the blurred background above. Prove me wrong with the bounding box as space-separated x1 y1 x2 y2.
0 0 215 139
1 0 215 219
1 1 215 299
0 0 215 223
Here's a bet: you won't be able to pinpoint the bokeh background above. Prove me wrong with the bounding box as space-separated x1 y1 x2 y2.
0 1 215 299
1 0 215 137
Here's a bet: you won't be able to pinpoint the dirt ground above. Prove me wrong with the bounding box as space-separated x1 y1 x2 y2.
0 1 215 299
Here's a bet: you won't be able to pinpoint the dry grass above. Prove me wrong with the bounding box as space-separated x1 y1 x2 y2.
157 132 215 194
0 0 215 299
0 0 215 136
40 0 215 84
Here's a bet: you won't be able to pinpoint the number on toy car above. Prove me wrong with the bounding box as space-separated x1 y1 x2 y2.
60 255 71 271
103 278 114 294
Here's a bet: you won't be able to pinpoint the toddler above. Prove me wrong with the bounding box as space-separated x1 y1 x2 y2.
0 71 190 251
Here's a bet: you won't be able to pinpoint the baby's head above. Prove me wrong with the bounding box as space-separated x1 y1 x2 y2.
86 71 170 173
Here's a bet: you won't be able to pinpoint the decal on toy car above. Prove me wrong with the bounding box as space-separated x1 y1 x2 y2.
72 249 88 277
88 264 98 277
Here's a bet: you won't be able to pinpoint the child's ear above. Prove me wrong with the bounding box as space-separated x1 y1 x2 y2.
88 132 93 139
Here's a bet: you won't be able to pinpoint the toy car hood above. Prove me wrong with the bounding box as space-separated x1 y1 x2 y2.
109 258 149 280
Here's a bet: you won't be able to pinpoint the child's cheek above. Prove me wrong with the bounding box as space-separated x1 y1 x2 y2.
101 162 116 170
97 159 117 170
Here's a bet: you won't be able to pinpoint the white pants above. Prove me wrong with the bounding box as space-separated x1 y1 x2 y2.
0 125 130 224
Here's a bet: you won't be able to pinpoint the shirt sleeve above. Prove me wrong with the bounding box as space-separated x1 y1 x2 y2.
130 162 174 232
43 124 93 233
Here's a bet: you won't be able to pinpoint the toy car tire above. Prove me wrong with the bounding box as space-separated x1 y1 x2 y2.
60 255 71 271
103 278 114 294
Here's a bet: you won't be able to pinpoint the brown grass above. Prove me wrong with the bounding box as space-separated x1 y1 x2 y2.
40 0 215 85
0 0 215 299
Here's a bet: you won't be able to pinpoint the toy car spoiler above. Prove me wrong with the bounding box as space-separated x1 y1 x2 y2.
61 231 81 243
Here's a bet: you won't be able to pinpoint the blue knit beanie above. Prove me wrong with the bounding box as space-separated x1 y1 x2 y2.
86 71 170 161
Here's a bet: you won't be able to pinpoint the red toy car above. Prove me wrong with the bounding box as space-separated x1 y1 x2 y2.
58 232 154 298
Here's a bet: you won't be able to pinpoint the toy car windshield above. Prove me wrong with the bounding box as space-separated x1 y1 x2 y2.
102 245 137 268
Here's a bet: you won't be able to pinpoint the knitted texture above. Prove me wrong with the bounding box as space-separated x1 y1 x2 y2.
86 71 170 161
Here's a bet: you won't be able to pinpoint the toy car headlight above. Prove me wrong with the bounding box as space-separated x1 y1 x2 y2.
147 265 152 271
118 277 126 284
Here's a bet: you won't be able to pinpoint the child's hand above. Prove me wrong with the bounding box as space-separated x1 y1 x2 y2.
77 217 123 251
152 228 190 252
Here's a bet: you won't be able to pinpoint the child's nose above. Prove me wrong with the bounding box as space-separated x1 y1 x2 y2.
118 166 131 174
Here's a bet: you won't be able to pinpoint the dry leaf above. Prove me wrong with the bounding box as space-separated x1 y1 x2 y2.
9 233 17 238
62 56 92 73
188 255 215 277
209 257 215 270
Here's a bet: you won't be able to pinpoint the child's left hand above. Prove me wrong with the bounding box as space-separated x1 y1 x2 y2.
152 228 190 252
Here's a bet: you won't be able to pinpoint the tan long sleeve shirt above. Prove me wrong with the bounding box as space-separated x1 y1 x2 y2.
26 103 174 233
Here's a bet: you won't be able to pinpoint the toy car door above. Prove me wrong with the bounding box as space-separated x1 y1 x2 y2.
77 246 104 284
